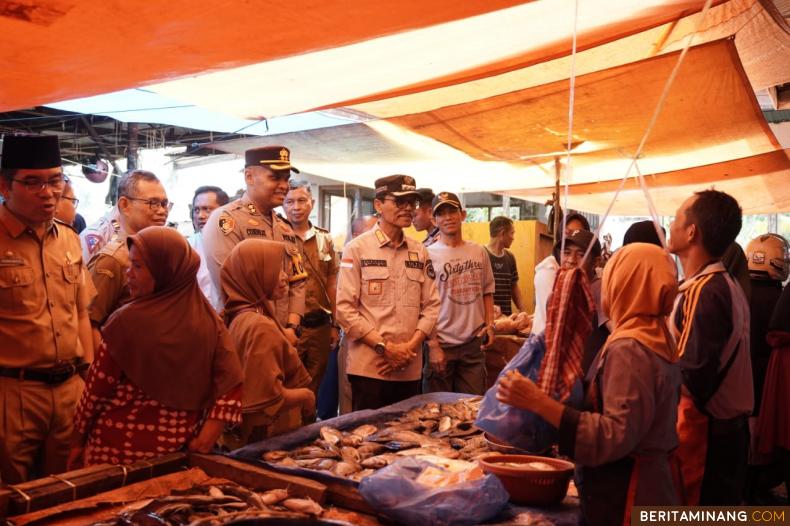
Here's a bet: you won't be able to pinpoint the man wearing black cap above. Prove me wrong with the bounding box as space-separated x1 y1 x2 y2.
0 135 95 482
202 146 307 343
413 188 439 246
336 175 440 410
424 192 495 395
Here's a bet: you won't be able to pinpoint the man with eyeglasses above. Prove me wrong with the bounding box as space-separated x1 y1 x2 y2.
87 170 169 339
187 186 230 311
202 146 307 344
336 175 440 410
80 206 122 263
0 135 95 482
283 180 339 413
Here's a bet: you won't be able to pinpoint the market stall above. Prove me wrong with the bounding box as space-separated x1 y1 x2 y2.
0 393 580 526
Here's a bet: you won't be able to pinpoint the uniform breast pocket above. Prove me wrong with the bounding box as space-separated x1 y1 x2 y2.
0 266 35 314
404 267 425 307
62 263 81 305
361 266 391 306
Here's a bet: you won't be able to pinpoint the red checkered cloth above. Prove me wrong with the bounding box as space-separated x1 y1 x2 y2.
537 266 596 401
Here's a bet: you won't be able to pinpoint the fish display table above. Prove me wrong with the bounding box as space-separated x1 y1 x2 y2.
232 392 581 525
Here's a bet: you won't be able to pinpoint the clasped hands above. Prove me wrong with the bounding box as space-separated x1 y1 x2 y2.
377 340 417 376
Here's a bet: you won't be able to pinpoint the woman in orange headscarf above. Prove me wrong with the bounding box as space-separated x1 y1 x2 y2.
498 243 681 526
221 239 313 446
70 226 243 467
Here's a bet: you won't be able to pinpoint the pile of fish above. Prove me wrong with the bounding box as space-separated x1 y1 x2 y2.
263 397 497 481
91 483 325 525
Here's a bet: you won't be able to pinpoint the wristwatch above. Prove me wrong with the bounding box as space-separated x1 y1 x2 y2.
374 341 387 355
286 323 303 338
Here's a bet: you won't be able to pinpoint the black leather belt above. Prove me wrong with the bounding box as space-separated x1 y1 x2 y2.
302 310 331 328
0 359 88 385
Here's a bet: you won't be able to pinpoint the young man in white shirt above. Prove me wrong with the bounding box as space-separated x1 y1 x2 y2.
426 192 495 395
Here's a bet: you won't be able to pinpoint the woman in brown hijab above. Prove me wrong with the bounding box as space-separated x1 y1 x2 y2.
221 239 314 446
498 243 682 525
69 226 243 467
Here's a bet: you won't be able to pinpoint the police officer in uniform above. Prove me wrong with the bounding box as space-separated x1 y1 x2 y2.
336 175 440 411
80 205 122 263
203 146 307 342
0 135 95 482
283 180 339 399
87 170 169 342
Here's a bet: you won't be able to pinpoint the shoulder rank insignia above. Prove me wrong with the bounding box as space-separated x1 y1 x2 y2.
426 258 436 280
219 214 235 235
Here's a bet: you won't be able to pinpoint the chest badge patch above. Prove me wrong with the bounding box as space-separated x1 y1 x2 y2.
248 219 260 226
368 281 383 295
219 215 235 235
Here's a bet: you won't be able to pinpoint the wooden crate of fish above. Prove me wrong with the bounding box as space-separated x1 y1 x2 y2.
5 457 378 526
232 393 499 486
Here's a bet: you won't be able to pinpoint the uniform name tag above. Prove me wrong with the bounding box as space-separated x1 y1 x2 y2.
282 234 297 244
246 228 266 237
405 261 424 270
361 259 387 267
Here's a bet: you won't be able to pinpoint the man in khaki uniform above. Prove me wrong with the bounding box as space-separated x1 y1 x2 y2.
337 215 378 415
79 205 121 263
283 180 339 397
336 175 440 411
88 170 169 335
0 135 95 483
203 146 307 342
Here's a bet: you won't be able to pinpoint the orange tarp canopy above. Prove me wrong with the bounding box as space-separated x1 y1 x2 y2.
0 0 526 112
126 1 720 119
388 39 779 189
509 150 790 215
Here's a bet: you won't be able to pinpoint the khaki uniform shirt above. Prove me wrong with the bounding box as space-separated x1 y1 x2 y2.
0 205 94 368
87 236 131 326
79 206 122 263
336 223 440 381
202 192 307 325
300 224 339 315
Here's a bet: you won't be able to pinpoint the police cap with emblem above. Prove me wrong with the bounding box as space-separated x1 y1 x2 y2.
432 191 462 215
1 135 61 170
245 145 300 174
374 175 419 199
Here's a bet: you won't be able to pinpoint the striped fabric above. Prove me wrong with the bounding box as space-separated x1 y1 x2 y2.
676 273 714 357
538 267 596 401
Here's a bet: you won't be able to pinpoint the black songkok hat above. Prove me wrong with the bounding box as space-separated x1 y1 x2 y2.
1 135 61 170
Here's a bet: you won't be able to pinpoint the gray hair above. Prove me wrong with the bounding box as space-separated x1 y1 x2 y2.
287 179 312 195
118 169 160 198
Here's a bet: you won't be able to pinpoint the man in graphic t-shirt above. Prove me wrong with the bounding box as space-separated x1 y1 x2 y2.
426 192 495 395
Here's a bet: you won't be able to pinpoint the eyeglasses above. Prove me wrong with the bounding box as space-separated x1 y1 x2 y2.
12 174 66 192
62 195 79 207
382 196 420 209
125 196 173 212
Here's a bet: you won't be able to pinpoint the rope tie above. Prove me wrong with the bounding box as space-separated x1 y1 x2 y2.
580 0 715 266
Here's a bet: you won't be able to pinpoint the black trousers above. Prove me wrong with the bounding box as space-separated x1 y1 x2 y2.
348 374 421 411
700 416 750 505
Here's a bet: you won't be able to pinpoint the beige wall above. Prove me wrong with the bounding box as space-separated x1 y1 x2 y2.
405 220 540 313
